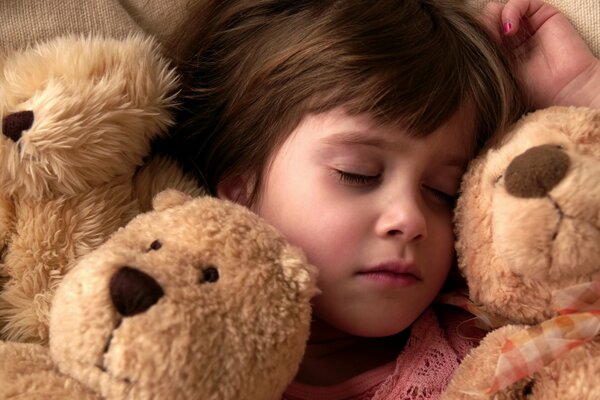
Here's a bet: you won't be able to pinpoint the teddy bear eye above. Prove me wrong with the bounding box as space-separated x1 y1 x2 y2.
200 266 220 284
148 240 162 251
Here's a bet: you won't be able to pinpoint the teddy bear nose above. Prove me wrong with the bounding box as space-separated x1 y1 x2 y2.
109 266 164 317
504 144 570 198
2 110 34 142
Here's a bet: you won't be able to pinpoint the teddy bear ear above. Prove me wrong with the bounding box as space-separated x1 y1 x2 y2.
279 247 320 298
152 189 194 211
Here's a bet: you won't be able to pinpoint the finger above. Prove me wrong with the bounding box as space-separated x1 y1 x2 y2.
501 0 546 36
480 2 504 43
501 0 560 36
480 1 533 59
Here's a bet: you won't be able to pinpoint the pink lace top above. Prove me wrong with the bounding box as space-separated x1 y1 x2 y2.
282 306 481 400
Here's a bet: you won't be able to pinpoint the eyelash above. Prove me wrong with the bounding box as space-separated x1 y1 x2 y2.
335 170 381 186
425 186 458 206
334 170 458 205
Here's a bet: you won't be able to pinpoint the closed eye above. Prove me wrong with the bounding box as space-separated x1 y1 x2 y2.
423 185 457 207
334 170 381 186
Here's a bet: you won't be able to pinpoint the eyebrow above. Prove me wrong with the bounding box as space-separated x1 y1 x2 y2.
321 130 394 148
321 130 469 168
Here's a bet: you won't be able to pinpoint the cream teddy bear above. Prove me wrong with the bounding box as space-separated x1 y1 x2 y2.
443 106 600 399
0 190 317 400
0 35 201 344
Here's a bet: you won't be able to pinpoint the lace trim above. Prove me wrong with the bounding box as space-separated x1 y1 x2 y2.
282 307 477 400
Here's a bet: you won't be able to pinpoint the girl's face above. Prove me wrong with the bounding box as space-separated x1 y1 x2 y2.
221 107 475 338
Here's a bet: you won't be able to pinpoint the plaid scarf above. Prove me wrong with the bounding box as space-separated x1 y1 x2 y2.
441 281 600 395
486 281 600 394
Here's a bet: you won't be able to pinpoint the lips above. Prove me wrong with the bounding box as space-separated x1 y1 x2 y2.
357 260 422 286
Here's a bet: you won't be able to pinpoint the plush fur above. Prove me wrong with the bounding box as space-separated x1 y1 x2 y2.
0 35 201 344
0 190 317 400
442 107 600 399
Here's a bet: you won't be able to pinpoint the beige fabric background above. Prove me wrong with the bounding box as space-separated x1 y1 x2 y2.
0 0 189 50
1 0 598 57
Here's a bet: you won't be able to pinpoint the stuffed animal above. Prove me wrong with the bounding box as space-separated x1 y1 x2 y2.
0 190 317 400
0 35 202 344
442 106 600 399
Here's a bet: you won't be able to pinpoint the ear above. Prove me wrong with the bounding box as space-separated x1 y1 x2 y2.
280 246 320 299
152 189 193 211
216 174 252 205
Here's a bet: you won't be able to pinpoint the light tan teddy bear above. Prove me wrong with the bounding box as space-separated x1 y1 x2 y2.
0 190 317 400
442 106 600 399
0 35 201 344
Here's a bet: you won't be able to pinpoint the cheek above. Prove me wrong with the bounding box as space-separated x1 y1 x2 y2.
433 220 456 273
275 200 362 268
256 187 364 278
257 161 361 250
303 215 362 268
430 214 456 272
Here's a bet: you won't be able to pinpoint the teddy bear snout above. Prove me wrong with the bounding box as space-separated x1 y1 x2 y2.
109 266 164 317
504 144 570 198
2 110 34 142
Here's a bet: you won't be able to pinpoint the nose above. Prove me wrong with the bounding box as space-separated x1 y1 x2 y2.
375 197 427 241
504 144 570 198
2 110 34 142
109 266 164 317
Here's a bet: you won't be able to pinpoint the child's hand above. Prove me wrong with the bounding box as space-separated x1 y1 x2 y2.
482 0 600 109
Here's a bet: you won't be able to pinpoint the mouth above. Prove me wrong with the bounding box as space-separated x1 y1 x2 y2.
93 364 133 385
541 194 600 277
357 261 422 287
547 194 600 237
94 358 134 386
547 195 565 241
95 331 114 373
94 319 133 384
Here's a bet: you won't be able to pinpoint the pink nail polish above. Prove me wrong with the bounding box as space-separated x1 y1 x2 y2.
502 21 512 34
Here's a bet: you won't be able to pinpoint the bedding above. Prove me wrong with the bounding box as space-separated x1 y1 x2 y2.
1 0 598 57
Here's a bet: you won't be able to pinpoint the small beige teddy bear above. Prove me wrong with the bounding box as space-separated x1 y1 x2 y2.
0 190 317 400
443 106 600 399
0 35 201 344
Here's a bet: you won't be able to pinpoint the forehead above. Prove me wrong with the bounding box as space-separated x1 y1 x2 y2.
424 104 478 160
292 106 476 162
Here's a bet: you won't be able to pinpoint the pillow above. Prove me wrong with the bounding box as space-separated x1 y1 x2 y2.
0 0 188 50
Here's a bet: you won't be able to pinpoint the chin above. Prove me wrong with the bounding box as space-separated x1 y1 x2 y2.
331 316 416 338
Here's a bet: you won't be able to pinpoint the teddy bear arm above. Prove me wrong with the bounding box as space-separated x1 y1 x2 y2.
0 341 100 399
0 196 14 253
0 196 15 291
526 340 600 400
442 325 534 400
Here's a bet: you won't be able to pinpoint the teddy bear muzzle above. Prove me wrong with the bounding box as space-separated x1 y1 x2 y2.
504 144 570 198
109 266 164 317
2 110 34 142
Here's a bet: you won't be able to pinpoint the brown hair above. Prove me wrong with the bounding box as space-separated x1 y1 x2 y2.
167 0 524 204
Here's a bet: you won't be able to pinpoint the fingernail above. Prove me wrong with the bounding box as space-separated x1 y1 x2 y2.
502 20 512 34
